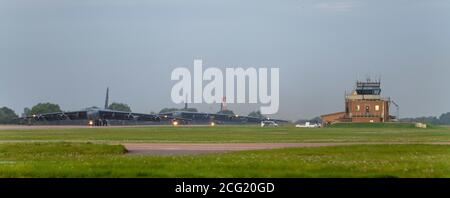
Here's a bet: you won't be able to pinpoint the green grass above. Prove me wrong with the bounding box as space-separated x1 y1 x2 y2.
1 125 449 143
1 125 450 177
0 143 449 178
329 122 417 128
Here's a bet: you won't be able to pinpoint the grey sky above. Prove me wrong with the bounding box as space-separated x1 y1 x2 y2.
1 0 449 120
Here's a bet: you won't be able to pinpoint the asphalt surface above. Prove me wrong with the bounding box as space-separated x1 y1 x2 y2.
123 142 375 155
123 142 450 155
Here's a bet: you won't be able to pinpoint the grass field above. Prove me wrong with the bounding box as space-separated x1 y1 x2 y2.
0 124 449 143
1 124 450 178
0 142 449 178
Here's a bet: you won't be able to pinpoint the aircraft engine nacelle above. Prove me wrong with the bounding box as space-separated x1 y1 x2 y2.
127 114 136 120
33 115 44 121
58 114 68 120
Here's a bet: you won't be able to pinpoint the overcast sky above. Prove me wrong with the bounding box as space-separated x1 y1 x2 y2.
1 0 449 120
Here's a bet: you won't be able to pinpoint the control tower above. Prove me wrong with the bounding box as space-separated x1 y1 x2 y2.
321 79 397 125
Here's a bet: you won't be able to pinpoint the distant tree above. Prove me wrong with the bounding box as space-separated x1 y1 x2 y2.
108 103 132 112
400 116 440 125
294 119 307 124
420 116 440 124
295 117 321 124
217 109 234 115
248 110 265 119
29 103 62 115
439 112 450 125
0 107 18 124
399 112 450 125
310 116 322 123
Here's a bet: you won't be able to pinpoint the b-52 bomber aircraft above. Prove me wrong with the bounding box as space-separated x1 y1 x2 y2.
20 88 161 126
159 103 289 126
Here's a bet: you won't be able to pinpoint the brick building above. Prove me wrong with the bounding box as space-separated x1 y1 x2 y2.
321 80 395 125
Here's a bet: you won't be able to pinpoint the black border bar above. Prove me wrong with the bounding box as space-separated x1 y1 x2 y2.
0 178 449 196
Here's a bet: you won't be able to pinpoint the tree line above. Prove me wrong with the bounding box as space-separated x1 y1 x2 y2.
400 112 450 125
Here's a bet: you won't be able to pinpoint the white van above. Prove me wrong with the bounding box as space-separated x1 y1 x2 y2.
261 121 279 127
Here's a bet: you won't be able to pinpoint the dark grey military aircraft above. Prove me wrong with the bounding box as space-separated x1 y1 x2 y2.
158 103 289 126
21 88 161 126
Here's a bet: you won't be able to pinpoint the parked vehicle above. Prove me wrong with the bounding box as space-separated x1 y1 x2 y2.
261 121 279 127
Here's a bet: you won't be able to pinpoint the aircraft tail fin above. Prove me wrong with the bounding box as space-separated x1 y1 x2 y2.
184 94 188 110
104 87 109 109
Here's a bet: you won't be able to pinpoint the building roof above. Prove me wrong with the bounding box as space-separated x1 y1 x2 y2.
321 111 346 117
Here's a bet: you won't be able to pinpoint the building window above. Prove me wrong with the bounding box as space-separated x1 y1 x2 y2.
365 106 370 113
356 105 360 111
375 105 380 111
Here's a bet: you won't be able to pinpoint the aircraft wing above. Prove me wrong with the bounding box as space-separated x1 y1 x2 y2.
263 118 290 123
98 110 160 122
157 112 192 122
127 112 161 122
20 111 88 121
157 111 289 124
158 111 290 125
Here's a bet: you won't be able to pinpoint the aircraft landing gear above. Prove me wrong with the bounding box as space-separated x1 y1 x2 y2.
88 119 108 126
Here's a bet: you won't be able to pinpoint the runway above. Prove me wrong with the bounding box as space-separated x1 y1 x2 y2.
123 142 379 155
